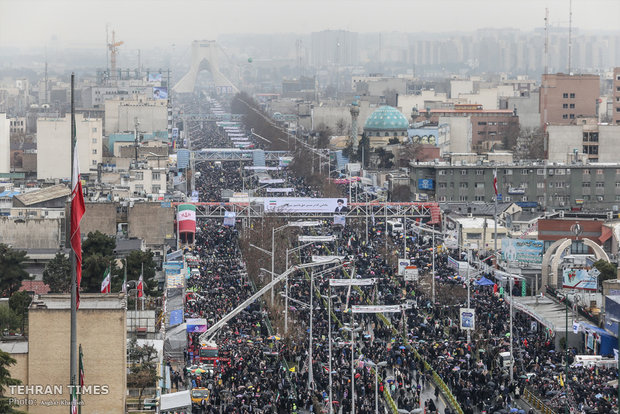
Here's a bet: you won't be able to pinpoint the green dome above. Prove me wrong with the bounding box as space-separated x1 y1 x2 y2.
363 106 409 131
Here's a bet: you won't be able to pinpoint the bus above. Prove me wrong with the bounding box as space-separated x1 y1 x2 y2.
199 341 230 368
387 220 404 236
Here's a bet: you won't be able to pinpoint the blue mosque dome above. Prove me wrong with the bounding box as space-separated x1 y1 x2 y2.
363 106 409 131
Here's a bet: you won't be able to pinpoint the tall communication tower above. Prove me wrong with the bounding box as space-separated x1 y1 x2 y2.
568 0 573 74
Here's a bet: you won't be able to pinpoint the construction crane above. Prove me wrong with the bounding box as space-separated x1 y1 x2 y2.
107 30 124 82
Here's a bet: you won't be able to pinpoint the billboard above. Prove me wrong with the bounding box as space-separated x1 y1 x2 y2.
562 268 597 291
418 178 434 190
186 318 208 333
153 87 168 99
312 255 345 263
169 309 183 326
177 204 196 234
501 239 544 264
148 73 162 82
404 266 419 281
264 197 348 213
223 211 236 226
460 308 475 330
398 259 411 276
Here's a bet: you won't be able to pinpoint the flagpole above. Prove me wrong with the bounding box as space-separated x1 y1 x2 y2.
69 72 78 409
494 167 498 259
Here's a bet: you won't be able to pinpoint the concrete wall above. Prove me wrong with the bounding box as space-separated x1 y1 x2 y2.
128 203 174 246
81 202 117 237
398 91 449 121
450 80 473 98
598 125 620 163
507 92 540 130
36 114 102 180
439 116 471 153
0 113 10 174
547 125 582 163
0 217 62 249
24 297 126 414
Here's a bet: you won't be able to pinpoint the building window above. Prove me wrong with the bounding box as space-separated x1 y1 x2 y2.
504 196 511 202
135 184 144 192
461 170 467 175
583 169 590 175
92 127 97 132
563 104 568 109
152 172 160 180
522 169 528 175
475 183 484 189
563 93 569 98
92 160 97 165
459 196 468 201
152 185 161 194
582 182 590 188
438 170 446 176
570 93 575 98
478 122 487 126
555 169 566 175
92 149 97 154
596 169 603 175
596 182 604 188
135 172 143 180
438 196 447 202
570 104 575 109
476 170 483 175
616 182 620 188
92 138 97 143
466 233 482 240
459 183 468 188
555 182 564 188
569 114 575 119
504 169 513 175
537 182 545 189
616 195 620 201
474 196 484 201
450 182 454 188
438 182 447 189
537 169 545 175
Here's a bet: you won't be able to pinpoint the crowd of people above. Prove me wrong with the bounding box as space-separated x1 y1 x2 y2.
175 96 617 414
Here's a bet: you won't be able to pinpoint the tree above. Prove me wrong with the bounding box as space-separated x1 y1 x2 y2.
594 259 617 288
335 118 347 135
81 232 117 294
0 245 30 297
399 142 423 166
0 350 23 413
127 339 159 410
82 231 116 258
315 123 332 149
9 291 31 333
375 147 394 169
0 307 20 333
42 252 71 293
124 250 159 297
522 127 545 160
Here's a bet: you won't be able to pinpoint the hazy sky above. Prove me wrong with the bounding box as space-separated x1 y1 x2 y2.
1 0 619 49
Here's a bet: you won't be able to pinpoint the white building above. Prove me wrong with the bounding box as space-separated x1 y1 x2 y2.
0 113 10 174
36 114 103 180
127 167 167 197
104 96 168 135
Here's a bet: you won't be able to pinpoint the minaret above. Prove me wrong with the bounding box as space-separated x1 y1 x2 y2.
350 99 360 151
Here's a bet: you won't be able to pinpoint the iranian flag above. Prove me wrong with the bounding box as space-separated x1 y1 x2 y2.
137 274 144 298
177 204 197 234
100 268 111 294
71 141 85 309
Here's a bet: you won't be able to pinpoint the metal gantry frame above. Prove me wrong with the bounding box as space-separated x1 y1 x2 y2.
177 201 441 222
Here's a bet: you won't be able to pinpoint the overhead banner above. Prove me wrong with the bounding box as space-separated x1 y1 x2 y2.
223 211 236 226
404 266 419 281
312 255 345 263
501 239 544 265
244 166 281 171
153 86 168 99
562 268 597 291
186 318 208 333
266 188 294 193
259 179 285 184
167 274 185 288
460 308 475 330
288 221 321 227
329 278 377 286
333 215 346 226
398 259 411 276
169 309 184 326
178 204 197 234
264 197 348 213
299 235 336 242
351 304 410 313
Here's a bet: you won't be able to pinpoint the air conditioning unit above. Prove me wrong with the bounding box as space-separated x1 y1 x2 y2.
607 211 613 220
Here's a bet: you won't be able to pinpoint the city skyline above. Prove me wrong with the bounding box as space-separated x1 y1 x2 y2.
1 0 619 49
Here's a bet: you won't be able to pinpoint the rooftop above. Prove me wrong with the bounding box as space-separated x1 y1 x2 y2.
19 280 50 295
30 293 126 310
13 184 70 206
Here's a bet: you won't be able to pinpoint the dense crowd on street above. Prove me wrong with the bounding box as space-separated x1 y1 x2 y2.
177 97 618 414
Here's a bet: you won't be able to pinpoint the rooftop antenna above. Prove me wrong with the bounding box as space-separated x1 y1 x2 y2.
44 47 48 105
543 8 549 127
568 0 573 74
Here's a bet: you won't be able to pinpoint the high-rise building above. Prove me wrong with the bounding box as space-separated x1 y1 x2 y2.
311 30 359 67
613 67 620 125
0 113 9 174
540 73 600 127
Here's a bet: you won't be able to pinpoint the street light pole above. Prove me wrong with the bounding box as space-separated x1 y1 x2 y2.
285 248 289 334
271 226 275 303
308 269 314 391
467 245 471 345
328 286 333 414
509 274 514 385
432 231 436 304
351 312 355 414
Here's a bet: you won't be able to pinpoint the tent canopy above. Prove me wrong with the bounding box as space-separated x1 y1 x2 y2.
475 277 495 286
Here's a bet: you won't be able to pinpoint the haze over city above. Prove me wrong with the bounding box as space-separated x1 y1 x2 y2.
1 0 619 49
